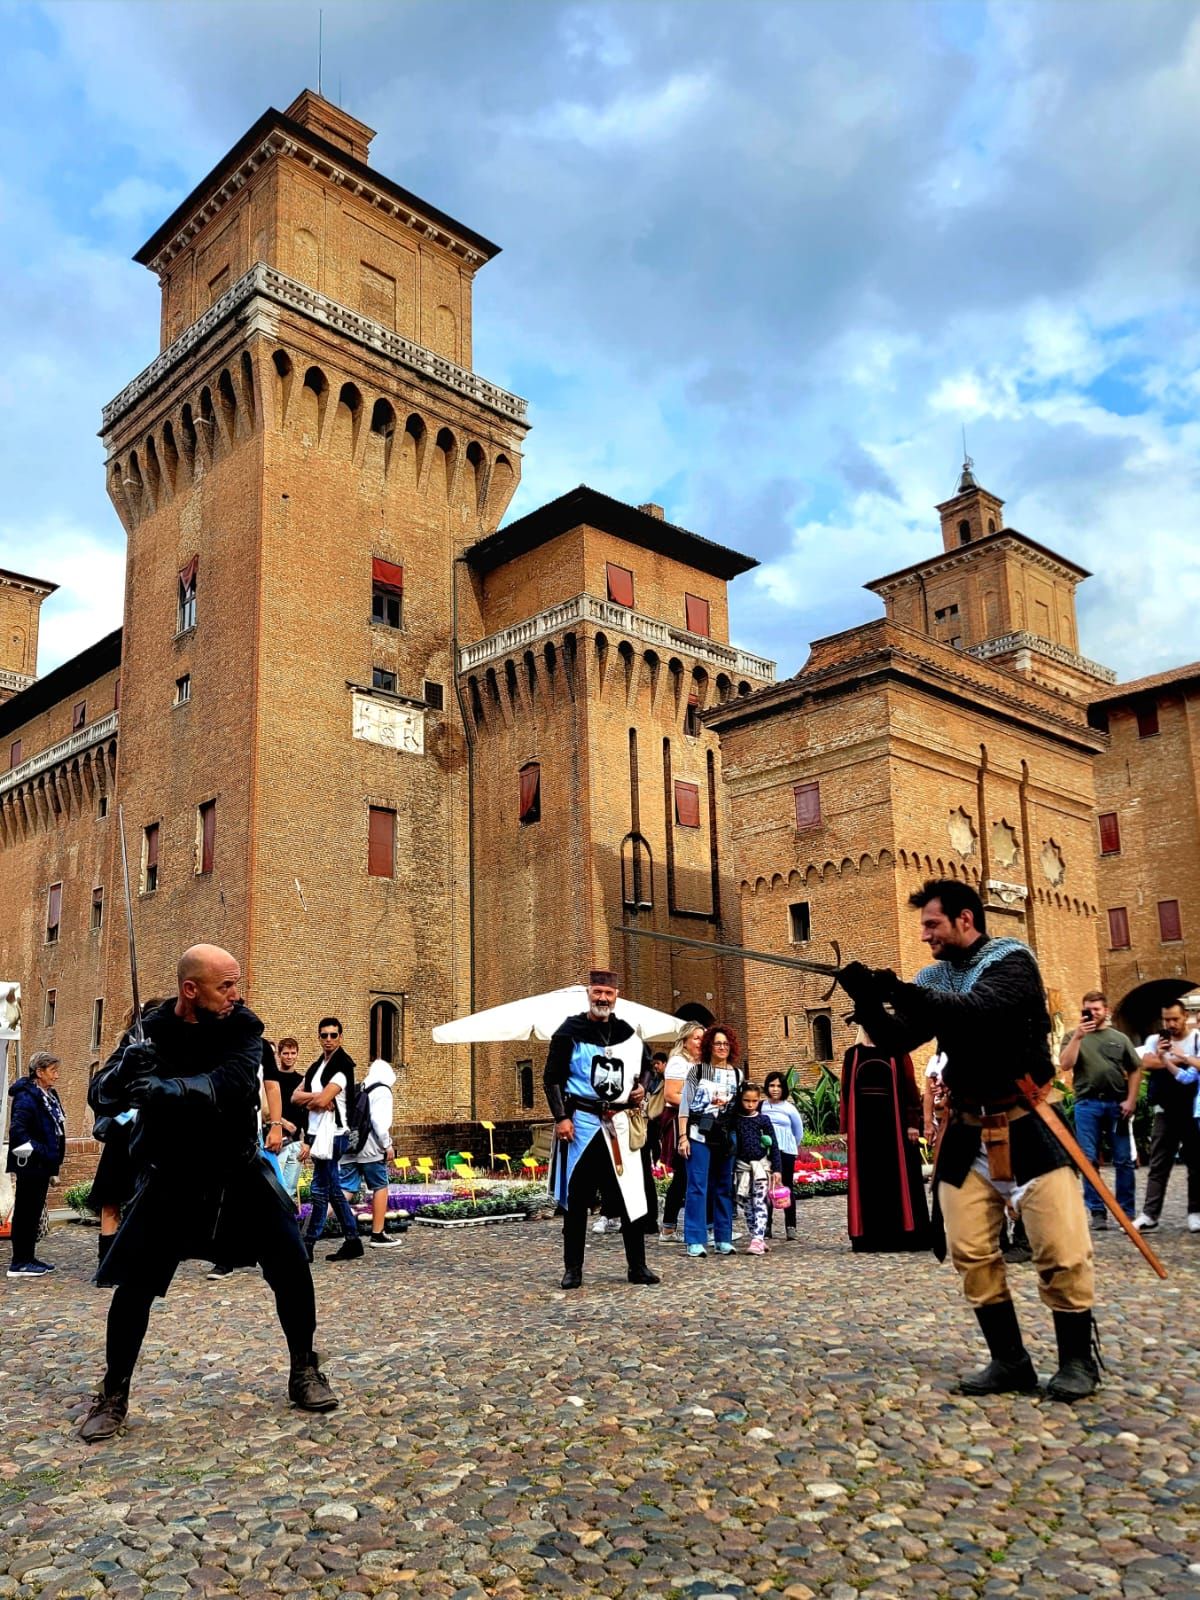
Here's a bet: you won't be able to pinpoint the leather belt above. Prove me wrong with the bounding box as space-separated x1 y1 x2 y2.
956 1103 1030 1126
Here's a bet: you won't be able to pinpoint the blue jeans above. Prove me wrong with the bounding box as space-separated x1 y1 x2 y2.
684 1138 734 1247
1073 1098 1135 1216
305 1145 359 1244
276 1140 304 1201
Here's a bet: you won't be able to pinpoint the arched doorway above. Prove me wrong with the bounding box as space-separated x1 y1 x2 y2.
1112 977 1196 1044
674 1001 714 1027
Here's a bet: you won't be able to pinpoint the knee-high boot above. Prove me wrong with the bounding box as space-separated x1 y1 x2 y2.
957 1301 1039 1395
1045 1309 1100 1402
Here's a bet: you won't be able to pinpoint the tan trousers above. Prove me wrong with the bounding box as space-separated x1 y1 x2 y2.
939 1164 1094 1311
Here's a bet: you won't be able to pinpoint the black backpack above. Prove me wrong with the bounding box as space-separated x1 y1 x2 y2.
343 1081 387 1156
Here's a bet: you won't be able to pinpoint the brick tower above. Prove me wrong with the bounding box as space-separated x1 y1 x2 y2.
0 568 56 704
100 92 528 1115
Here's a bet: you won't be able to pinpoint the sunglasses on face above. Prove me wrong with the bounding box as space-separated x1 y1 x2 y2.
319 1031 340 1040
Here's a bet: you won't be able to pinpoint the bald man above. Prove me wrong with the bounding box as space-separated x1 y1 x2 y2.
80 944 337 1442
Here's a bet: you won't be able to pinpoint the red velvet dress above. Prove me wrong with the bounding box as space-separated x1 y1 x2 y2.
840 1043 931 1253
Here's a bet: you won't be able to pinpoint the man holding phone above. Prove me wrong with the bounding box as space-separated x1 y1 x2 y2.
1058 990 1141 1230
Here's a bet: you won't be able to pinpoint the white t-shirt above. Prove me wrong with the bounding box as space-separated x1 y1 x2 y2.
663 1052 692 1108
306 1062 348 1160
925 1051 947 1083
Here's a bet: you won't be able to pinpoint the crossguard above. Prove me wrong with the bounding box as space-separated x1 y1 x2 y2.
819 941 842 1002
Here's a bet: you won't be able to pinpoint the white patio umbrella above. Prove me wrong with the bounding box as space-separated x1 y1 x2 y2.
431 985 684 1044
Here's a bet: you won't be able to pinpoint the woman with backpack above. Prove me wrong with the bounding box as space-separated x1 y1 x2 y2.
293 1017 362 1263
678 1023 743 1258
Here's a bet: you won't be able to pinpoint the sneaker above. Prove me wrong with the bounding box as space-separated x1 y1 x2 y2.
207 1264 235 1280
1089 1212 1108 1232
686 1244 707 1257
369 1232 399 1248
785 1226 797 1241
326 1238 364 1262
1188 1213 1200 1233
6 1262 51 1278
715 1242 735 1256
31 1259 56 1272
659 1227 680 1243
748 1238 766 1255
731 1227 744 1241
1133 1213 1158 1231
706 1232 716 1247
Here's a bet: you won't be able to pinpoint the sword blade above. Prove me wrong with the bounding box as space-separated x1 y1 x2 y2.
615 924 841 979
117 805 145 1044
1016 1075 1167 1280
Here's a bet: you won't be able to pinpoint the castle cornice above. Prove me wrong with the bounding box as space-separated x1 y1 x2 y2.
135 108 500 273
0 711 118 800
967 631 1115 685
457 591 775 683
0 567 58 599
100 263 528 437
866 529 1091 594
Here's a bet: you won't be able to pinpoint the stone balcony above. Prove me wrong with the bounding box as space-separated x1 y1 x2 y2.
0 711 119 799
0 668 34 695
967 631 1115 685
459 592 776 682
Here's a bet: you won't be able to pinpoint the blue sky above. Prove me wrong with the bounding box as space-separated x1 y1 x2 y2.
3 0 1199 683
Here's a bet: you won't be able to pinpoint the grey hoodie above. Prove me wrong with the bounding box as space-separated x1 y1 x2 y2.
356 1058 396 1163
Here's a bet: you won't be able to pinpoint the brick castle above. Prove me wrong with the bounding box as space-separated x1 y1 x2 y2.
1 94 1194 1174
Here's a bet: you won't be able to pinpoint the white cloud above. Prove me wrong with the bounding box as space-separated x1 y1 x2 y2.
522 71 711 149
2 517 125 674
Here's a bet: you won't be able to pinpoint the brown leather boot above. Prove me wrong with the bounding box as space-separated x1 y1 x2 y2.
79 1386 129 1443
288 1352 338 1411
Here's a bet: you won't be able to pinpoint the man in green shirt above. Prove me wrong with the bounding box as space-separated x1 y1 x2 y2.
1059 989 1141 1229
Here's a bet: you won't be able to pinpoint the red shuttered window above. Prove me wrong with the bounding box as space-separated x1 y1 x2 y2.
606 563 635 608
198 800 217 875
674 780 701 828
9 739 21 769
144 823 159 892
368 806 396 877
519 763 541 825
1098 812 1120 855
684 594 710 637
1107 907 1130 950
1158 899 1183 942
46 883 62 943
794 782 821 830
372 558 404 593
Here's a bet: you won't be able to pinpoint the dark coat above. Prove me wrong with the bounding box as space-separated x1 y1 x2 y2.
5 1078 66 1176
90 998 295 1291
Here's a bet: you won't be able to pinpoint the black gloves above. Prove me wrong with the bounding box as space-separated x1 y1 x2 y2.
837 963 901 1004
837 962 881 1003
128 1073 216 1109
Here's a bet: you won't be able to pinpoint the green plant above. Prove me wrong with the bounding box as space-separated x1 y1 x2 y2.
419 1194 525 1221
64 1181 94 1217
791 1063 842 1136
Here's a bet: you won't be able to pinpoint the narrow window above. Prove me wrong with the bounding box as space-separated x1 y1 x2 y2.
684 594 710 636
1158 899 1183 942
174 674 191 705
198 800 216 875
72 700 87 731
143 823 159 892
606 563 635 608
368 806 396 877
177 557 198 633
519 762 541 825
518 1060 535 1110
684 693 701 738
372 666 397 692
789 902 811 942
958 519 971 545
91 886 104 931
9 738 21 769
370 998 399 1062
114 676 121 710
811 1012 834 1060
1098 812 1120 855
794 781 821 830
98 794 109 819
46 882 62 943
91 998 104 1051
1136 704 1159 739
674 780 701 828
423 680 444 710
1107 907 1130 950
44 988 56 1027
371 557 404 629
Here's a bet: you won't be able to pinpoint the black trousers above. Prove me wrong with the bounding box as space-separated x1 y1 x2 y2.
662 1153 687 1228
562 1134 646 1274
102 1193 316 1394
1143 1104 1200 1220
10 1167 51 1266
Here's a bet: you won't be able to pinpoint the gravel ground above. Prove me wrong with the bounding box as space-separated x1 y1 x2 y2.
2 1176 1198 1600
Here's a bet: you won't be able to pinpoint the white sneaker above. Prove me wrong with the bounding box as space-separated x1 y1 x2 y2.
1188 1213 1200 1233
592 1218 609 1233
1132 1213 1158 1231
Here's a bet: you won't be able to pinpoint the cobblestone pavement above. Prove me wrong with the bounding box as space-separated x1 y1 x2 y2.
2 1181 1199 1600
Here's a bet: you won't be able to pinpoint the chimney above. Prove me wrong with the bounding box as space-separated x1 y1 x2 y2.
638 502 665 520
283 90 376 164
